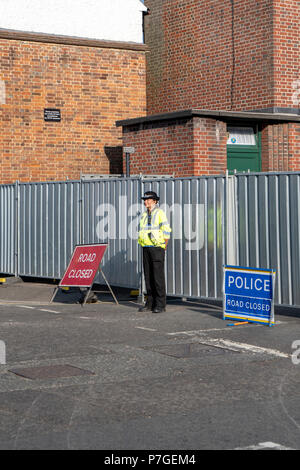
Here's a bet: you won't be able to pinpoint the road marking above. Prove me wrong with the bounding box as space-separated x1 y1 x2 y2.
167 329 290 359
198 338 290 358
15 305 60 314
39 309 60 314
166 327 250 336
16 305 35 309
234 442 294 450
79 316 98 320
167 321 284 338
135 326 157 332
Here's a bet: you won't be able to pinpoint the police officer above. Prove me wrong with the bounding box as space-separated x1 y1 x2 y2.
138 191 171 313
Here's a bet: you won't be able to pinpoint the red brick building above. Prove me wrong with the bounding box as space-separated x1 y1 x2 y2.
118 0 300 176
0 1 147 184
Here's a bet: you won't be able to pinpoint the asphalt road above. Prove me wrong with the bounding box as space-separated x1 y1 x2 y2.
0 279 299 452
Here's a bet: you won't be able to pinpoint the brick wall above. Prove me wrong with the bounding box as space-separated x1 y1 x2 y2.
261 122 300 171
273 0 300 112
122 116 227 177
288 123 300 171
0 37 146 183
144 0 299 114
122 118 195 176
261 123 290 171
121 114 300 176
193 118 227 175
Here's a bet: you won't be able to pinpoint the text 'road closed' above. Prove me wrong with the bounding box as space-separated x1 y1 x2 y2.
60 244 108 288
223 266 276 325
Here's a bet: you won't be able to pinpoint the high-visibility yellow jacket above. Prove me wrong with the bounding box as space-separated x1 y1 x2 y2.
138 207 171 248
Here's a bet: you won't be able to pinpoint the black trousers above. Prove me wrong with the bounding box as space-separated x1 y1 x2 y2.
142 247 166 309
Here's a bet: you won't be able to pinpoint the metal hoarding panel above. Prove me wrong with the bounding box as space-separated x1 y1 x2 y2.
79 175 226 296
81 178 141 288
141 176 225 300
278 174 292 305
18 181 81 278
0 184 16 275
0 171 299 308
289 174 300 306
235 172 300 307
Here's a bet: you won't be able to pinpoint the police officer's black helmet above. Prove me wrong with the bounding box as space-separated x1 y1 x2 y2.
141 191 160 201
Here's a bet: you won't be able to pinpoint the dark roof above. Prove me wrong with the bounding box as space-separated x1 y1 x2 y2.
116 108 300 127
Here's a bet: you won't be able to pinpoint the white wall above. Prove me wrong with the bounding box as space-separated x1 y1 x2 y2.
0 0 147 43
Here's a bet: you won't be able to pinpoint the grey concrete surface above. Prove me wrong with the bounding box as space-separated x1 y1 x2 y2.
0 277 299 451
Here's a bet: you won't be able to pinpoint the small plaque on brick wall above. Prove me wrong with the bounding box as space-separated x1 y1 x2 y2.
44 108 61 122
123 146 135 154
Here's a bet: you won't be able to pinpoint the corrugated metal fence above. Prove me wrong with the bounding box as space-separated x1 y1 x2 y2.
0 172 299 307
234 173 300 307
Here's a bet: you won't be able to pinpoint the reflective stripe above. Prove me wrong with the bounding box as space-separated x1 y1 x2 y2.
138 207 171 248
151 208 159 227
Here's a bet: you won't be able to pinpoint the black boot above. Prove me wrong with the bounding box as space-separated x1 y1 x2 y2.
152 307 166 313
138 304 152 312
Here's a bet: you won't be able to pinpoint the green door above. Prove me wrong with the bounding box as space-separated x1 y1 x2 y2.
227 124 261 173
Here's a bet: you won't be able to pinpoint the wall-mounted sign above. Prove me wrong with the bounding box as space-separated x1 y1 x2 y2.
223 265 276 326
44 108 61 122
123 147 135 154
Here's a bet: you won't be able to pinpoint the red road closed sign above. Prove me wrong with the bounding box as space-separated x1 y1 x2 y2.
59 244 108 288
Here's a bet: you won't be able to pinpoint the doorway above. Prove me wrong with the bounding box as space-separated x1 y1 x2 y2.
227 124 261 172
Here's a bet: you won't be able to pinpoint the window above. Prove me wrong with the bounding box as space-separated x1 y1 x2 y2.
227 126 256 146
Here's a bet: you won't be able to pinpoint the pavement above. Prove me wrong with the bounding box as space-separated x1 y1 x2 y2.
0 277 299 452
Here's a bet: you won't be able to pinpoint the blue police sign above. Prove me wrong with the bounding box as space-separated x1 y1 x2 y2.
223 266 276 326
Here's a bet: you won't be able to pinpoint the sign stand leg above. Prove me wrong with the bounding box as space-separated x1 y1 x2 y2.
82 286 93 307
100 269 119 305
50 287 59 303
